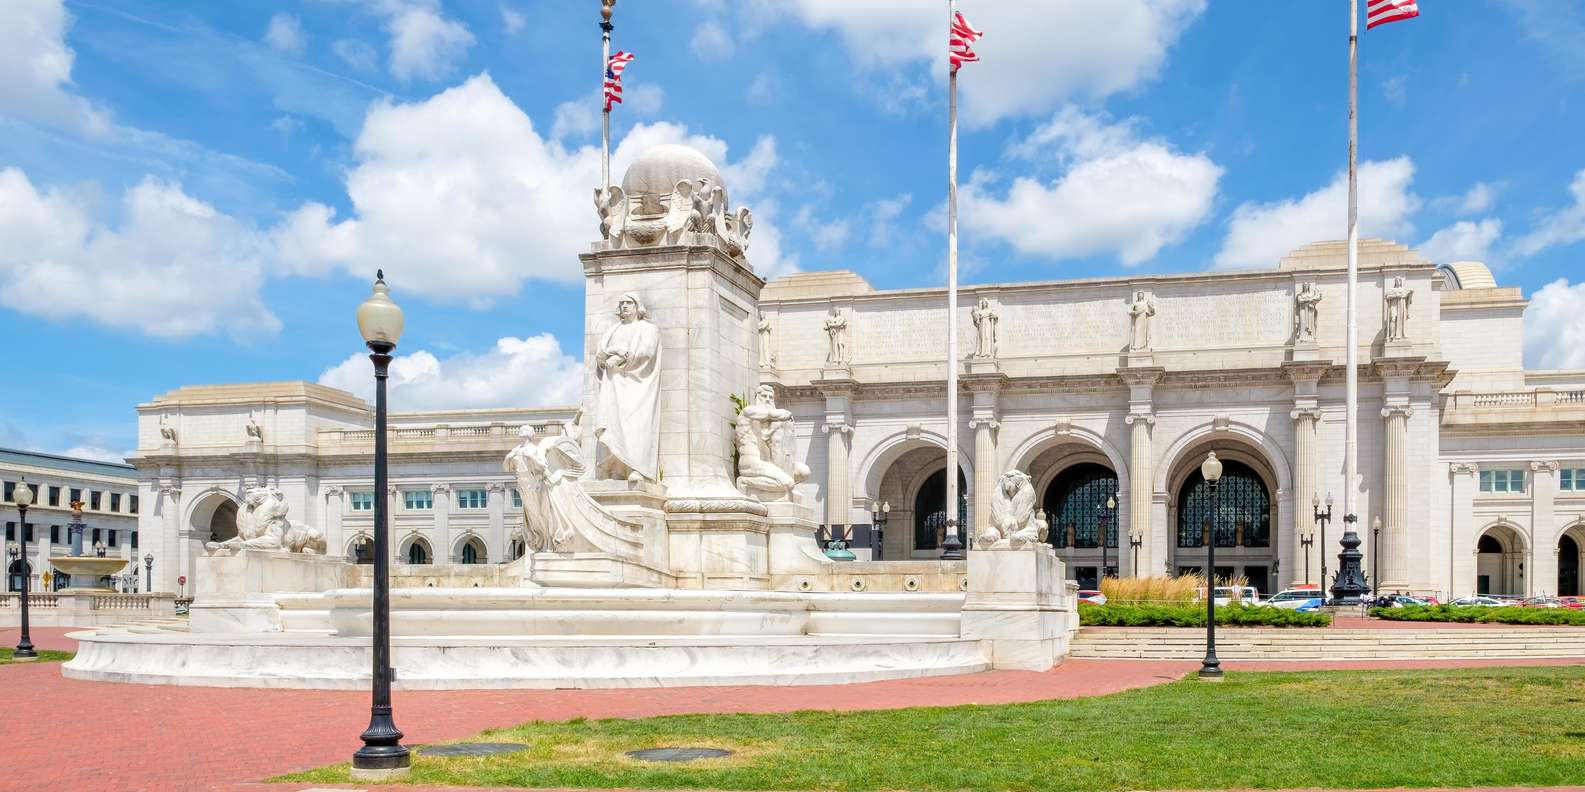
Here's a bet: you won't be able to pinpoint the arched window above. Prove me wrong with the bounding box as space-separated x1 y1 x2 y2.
406 541 430 565
7 559 30 593
459 538 485 565
914 468 968 550
1477 534 1503 554
349 537 374 564
1178 459 1270 548
510 538 526 560
1042 463 1119 549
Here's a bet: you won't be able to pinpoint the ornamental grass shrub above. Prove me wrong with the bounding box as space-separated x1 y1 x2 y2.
1098 573 1258 605
1370 604 1585 625
1079 602 1331 627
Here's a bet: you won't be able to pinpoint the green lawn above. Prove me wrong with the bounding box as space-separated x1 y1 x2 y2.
0 647 73 664
281 666 1585 791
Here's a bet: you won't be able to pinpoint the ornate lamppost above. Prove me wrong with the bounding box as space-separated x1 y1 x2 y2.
1299 531 1314 585
351 271 410 781
870 501 890 561
10 479 36 660
1330 509 1371 605
1371 516 1382 600
1129 532 1143 578
1313 493 1333 600
143 553 153 593
1199 452 1223 681
1099 494 1117 582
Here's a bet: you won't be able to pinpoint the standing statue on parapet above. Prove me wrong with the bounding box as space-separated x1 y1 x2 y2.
823 306 849 366
757 312 774 368
594 292 661 483
1384 276 1413 341
734 385 809 501
1294 281 1323 343
1127 290 1156 351
971 297 998 359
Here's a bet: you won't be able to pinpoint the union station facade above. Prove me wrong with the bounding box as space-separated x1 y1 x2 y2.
129 239 1585 600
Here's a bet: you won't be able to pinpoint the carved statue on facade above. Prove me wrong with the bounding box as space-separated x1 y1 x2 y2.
734 385 810 501
1384 276 1413 341
594 292 661 483
1127 290 1156 351
757 312 774 368
1294 281 1322 343
245 417 263 441
159 418 177 444
976 470 1048 550
971 297 998 359
206 487 326 554
823 306 849 366
594 175 753 263
505 409 642 556
594 185 628 241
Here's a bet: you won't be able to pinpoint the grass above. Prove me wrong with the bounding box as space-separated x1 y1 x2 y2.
279 666 1585 791
0 647 73 664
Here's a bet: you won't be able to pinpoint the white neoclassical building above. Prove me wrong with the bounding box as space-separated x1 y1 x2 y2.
128 240 1585 601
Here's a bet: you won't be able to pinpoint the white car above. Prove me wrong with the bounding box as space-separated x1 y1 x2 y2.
1260 588 1327 610
1450 595 1506 607
1196 586 1263 606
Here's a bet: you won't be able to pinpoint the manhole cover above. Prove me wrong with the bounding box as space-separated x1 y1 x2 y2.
421 742 528 757
625 747 734 762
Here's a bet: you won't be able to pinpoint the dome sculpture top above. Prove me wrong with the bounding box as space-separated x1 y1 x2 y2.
622 144 725 198
595 144 754 267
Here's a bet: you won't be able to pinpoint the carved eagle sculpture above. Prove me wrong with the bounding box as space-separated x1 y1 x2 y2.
979 469 1043 550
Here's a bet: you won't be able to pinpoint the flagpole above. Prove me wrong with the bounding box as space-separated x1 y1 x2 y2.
1342 0 1360 593
941 0 965 560
600 2 615 193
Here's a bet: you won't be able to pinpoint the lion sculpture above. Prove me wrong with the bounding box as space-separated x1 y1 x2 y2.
206 487 326 554
976 470 1049 550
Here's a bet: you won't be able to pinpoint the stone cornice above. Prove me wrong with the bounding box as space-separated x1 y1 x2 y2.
1281 360 1333 384
1116 367 1165 387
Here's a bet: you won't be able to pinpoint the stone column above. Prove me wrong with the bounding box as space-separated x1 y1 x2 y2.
159 483 182 595
968 416 999 537
1124 413 1154 576
1449 463 1478 599
324 485 344 556
1290 408 1320 586
487 482 507 563
821 421 853 530
1531 461 1559 596
1380 405 1412 589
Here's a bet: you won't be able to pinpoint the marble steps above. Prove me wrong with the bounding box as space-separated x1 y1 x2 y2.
1069 627 1585 660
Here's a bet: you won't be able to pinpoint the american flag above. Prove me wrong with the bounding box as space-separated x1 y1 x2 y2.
604 50 634 111
1366 0 1419 30
949 11 982 72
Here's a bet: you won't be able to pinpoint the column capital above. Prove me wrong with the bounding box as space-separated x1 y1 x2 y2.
323 485 343 497
158 484 182 499
487 481 507 493
822 422 854 436
1530 460 1561 474
1380 405 1414 420
1124 412 1155 427
1449 462 1479 476
967 417 1000 431
1289 407 1321 422
430 482 450 494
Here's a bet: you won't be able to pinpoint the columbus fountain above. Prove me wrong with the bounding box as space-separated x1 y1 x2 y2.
64 144 1078 689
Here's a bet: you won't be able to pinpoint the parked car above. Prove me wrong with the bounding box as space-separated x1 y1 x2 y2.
1561 596 1585 610
1260 587 1326 611
1376 594 1431 608
1077 589 1107 605
1521 596 1565 608
1450 595 1507 607
1194 585 1262 606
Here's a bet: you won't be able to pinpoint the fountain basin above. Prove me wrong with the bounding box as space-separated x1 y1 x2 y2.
49 556 129 591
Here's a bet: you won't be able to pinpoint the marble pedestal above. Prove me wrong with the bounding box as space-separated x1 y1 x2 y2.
960 545 1078 671
765 497 835 589
530 481 674 588
189 550 350 633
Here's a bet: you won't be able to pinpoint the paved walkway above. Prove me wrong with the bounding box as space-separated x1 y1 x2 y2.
3 627 1582 792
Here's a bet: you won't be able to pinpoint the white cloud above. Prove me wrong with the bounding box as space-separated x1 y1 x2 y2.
1458 181 1495 214
501 4 526 34
318 334 584 410
0 167 280 339
781 0 1205 124
691 20 735 61
333 39 380 72
866 194 912 247
265 13 306 55
60 445 130 464
1523 278 1585 369
961 107 1221 265
1381 75 1406 106
1512 169 1585 257
0 0 111 135
359 0 475 82
1215 157 1420 270
746 73 775 104
274 75 789 301
794 206 849 251
551 85 664 140
1419 218 1502 265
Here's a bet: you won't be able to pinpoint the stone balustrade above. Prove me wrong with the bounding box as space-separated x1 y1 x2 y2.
1443 388 1585 428
318 422 565 447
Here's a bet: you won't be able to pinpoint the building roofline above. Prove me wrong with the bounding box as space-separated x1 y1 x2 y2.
0 446 135 476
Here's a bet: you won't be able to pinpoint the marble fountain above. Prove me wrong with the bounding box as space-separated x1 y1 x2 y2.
64 145 1078 689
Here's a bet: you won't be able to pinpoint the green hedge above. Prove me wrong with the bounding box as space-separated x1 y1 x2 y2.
1079 602 1331 628
1370 604 1585 625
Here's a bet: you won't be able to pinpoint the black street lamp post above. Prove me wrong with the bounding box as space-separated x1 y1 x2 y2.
1299 532 1314 585
870 501 890 561
1330 514 1371 604
351 271 410 781
1371 516 1382 600
1312 493 1333 600
1199 452 1223 681
11 479 36 661
1129 532 1143 578
144 553 153 593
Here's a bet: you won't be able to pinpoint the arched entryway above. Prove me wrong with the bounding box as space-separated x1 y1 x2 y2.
7 559 31 592
913 467 968 552
457 536 487 565
347 535 374 565
401 536 432 565
1476 523 1526 597
1171 453 1276 594
1559 534 1581 597
1042 462 1120 590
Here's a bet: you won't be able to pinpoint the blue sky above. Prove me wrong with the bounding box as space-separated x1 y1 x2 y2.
2 0 1584 461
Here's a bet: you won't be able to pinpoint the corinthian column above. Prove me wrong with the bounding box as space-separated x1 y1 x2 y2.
968 416 999 537
1290 408 1320 586
822 421 853 529
1125 412 1154 574
1380 405 1412 588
